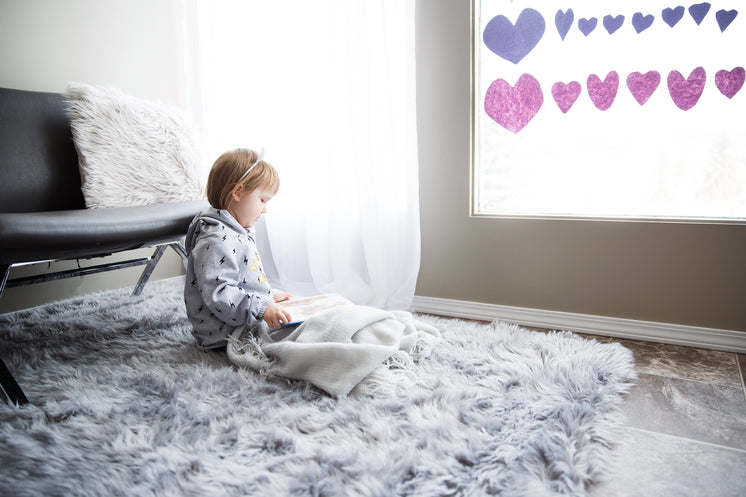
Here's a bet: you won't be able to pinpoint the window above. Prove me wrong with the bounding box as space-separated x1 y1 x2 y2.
472 0 745 222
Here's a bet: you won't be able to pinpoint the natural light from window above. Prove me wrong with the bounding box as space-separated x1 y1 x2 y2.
472 0 745 222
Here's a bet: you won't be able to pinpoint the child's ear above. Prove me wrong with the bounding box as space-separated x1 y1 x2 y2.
231 184 244 202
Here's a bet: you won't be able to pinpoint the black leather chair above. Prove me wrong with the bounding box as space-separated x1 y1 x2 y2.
0 86 207 404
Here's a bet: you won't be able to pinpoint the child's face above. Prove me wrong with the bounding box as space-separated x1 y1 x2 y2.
228 185 275 228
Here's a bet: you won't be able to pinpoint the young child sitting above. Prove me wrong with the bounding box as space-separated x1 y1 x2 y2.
184 148 292 350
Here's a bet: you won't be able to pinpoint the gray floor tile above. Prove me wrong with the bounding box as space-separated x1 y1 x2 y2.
590 428 746 497
614 338 741 387
623 373 746 450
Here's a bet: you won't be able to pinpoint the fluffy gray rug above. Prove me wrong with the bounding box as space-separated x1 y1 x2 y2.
0 278 636 497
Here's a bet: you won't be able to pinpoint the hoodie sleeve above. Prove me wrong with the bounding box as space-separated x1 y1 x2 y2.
190 229 273 329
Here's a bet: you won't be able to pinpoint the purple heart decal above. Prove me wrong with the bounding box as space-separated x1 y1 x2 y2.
689 3 711 25
715 67 745 99
627 71 661 105
551 81 582 114
632 12 655 33
555 9 574 40
587 71 619 111
603 15 625 34
578 17 598 37
662 6 685 27
483 9 546 64
484 74 544 133
716 9 738 32
668 67 706 110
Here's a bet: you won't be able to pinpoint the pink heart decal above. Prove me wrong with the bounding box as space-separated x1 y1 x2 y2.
668 67 706 111
551 81 581 114
587 71 619 111
484 74 543 133
626 71 661 105
715 67 745 99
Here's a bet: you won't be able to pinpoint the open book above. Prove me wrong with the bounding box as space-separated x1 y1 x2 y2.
278 293 354 327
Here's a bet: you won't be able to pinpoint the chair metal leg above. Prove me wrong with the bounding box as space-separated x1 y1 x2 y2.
169 242 188 265
0 356 28 405
0 264 10 300
132 245 167 296
0 264 29 404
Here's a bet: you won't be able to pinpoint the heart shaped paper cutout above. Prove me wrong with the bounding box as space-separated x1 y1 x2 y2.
627 71 661 105
632 13 655 33
715 67 745 99
668 67 706 110
484 74 544 133
689 3 711 25
662 6 685 27
587 71 619 111
716 9 738 32
603 15 625 34
578 17 598 37
551 81 581 114
555 9 574 40
483 9 545 64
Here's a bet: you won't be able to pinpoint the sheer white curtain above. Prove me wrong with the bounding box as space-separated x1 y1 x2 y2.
186 0 420 310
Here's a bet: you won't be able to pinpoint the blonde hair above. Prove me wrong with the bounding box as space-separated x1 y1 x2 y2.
206 148 280 210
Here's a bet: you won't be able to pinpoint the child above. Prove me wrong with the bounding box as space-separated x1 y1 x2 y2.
184 148 292 350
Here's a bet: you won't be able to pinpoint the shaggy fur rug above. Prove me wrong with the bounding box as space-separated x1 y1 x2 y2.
0 278 636 497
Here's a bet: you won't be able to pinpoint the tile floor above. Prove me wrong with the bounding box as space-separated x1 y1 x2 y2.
581 335 746 497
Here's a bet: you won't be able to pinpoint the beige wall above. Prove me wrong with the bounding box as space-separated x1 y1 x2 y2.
0 0 186 102
0 0 188 313
414 0 746 332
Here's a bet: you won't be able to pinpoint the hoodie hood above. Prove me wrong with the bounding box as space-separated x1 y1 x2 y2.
185 207 254 255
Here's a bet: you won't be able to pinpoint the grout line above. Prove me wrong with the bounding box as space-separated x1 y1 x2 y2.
736 353 746 403
627 426 746 455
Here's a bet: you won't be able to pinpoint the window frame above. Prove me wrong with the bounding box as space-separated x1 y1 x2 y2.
469 0 746 226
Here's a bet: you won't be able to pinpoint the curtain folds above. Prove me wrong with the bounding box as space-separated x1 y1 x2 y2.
186 0 420 310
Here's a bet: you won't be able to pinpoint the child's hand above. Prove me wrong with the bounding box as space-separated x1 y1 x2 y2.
273 290 293 302
263 302 292 329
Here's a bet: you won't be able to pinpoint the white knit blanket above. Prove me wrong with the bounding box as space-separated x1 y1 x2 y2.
227 306 441 397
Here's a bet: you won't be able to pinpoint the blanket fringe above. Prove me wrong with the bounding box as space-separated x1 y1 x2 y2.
352 350 417 397
226 326 276 379
410 328 440 362
352 331 440 397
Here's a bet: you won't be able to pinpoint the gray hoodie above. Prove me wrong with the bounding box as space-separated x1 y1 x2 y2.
184 207 273 349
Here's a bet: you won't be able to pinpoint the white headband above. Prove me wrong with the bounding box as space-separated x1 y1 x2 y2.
237 148 264 183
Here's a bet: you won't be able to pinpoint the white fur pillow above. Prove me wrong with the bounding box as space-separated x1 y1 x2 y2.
65 82 205 209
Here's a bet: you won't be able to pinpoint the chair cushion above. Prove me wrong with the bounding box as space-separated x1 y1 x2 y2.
0 200 208 265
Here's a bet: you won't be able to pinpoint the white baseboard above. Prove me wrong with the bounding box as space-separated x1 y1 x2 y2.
411 296 746 354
